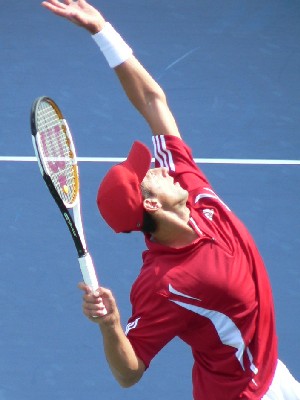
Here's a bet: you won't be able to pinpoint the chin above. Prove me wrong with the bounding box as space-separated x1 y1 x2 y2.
182 188 189 201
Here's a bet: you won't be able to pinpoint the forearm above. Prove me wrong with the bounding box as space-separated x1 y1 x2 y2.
100 322 144 388
93 23 180 136
42 0 180 137
78 284 144 387
114 57 180 136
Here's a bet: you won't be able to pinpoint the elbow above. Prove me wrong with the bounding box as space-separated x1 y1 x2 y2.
118 379 137 389
115 363 145 389
117 372 143 388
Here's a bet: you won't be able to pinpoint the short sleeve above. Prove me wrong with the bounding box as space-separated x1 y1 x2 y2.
126 284 189 368
152 135 211 192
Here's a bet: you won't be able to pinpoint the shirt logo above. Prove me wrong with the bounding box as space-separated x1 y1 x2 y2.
168 284 257 373
195 188 231 211
125 317 141 335
203 208 214 221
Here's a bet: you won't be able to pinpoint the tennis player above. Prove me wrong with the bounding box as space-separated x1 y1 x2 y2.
42 1 300 399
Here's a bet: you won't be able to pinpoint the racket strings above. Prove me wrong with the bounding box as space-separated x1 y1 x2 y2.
36 102 78 205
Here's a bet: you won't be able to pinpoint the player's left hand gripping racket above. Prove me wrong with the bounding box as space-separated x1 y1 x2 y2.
31 96 106 313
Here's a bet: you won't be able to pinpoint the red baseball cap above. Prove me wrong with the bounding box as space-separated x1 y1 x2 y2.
97 141 152 233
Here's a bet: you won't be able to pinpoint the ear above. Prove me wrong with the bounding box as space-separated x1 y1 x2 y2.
143 198 161 213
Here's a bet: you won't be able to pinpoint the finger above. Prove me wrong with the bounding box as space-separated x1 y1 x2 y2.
83 301 107 319
82 302 105 316
83 301 102 313
80 288 105 306
41 0 66 10
78 282 92 294
41 0 72 17
97 287 113 298
82 291 100 304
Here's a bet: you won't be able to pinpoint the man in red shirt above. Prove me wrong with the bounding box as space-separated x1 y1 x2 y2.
42 1 300 398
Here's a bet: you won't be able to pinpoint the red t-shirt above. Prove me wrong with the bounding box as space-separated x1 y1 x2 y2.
126 135 278 399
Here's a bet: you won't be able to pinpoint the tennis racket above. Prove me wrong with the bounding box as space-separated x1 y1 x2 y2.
30 96 106 307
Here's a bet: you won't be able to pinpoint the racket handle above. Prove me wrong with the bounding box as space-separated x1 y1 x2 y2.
78 252 99 291
78 253 108 316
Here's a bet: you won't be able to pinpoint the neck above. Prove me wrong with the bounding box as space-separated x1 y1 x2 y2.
151 206 198 248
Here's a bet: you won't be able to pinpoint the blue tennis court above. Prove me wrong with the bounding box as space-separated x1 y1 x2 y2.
0 1 299 399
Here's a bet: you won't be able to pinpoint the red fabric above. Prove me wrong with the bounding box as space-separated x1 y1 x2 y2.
97 141 151 232
126 135 277 399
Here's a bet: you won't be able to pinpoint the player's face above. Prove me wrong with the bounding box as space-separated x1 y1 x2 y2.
142 167 188 209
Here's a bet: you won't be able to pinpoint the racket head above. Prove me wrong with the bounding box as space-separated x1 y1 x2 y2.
31 96 79 208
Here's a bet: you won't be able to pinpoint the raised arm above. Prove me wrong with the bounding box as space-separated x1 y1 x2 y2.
42 0 181 137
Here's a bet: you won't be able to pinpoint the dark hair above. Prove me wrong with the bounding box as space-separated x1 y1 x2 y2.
141 210 157 234
121 211 156 234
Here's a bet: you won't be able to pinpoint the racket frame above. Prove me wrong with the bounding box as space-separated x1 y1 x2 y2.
30 96 101 293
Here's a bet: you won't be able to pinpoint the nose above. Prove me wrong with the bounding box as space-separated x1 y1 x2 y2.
160 167 169 177
150 167 169 177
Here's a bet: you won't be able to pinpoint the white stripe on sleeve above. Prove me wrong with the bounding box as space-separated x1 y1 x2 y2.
152 136 175 171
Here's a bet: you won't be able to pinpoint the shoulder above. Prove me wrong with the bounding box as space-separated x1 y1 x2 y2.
152 135 210 190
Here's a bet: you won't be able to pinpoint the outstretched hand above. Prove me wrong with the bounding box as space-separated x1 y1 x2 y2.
41 0 106 34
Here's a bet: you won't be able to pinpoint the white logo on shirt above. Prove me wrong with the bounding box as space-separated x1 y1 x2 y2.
125 317 141 336
168 284 258 374
195 188 231 211
203 208 214 221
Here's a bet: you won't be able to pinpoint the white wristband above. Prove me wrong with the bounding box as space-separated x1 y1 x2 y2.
92 22 133 68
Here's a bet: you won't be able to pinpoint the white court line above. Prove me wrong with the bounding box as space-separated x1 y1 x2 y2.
0 156 299 165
